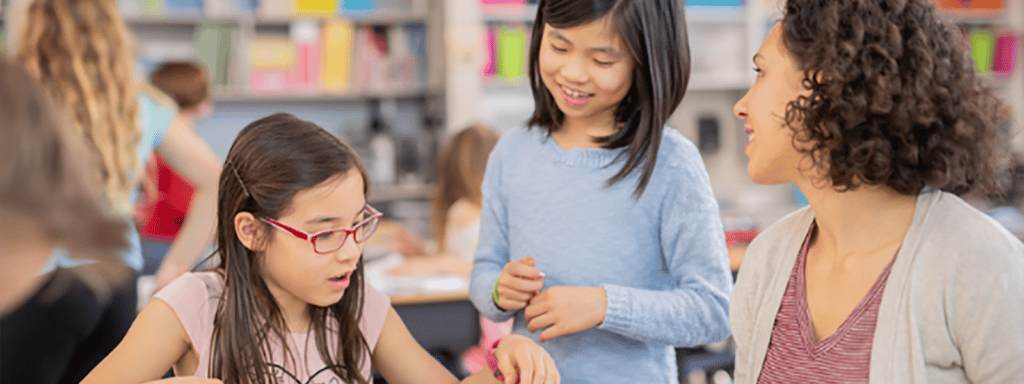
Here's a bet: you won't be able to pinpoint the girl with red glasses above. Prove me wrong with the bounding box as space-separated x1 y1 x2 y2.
83 113 559 384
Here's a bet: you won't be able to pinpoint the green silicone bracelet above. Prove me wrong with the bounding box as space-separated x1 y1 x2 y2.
492 275 501 307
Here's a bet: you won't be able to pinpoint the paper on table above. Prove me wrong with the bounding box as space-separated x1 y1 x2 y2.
363 252 468 297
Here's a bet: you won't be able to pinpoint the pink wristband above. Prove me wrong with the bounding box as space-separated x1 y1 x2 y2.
486 338 518 383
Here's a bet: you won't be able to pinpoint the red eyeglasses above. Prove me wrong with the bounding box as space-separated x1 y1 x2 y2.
260 205 383 254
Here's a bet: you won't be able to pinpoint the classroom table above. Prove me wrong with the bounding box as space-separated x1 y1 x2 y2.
391 290 480 358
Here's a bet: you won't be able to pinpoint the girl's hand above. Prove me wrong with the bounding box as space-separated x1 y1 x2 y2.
523 286 607 342
494 334 560 384
495 256 545 312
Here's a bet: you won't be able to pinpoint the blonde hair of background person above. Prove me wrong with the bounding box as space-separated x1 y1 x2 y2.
15 0 222 289
391 124 500 276
389 124 501 280
0 58 130 316
431 124 501 255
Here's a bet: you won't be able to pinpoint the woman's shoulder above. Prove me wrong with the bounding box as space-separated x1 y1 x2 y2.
916 190 1024 265
743 207 814 268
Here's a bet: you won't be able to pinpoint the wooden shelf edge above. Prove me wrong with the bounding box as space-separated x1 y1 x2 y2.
389 290 470 305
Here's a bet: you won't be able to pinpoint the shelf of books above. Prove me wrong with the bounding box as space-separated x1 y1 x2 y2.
122 0 437 103
930 0 1024 153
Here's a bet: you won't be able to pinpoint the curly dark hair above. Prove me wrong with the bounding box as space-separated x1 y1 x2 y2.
781 0 1007 196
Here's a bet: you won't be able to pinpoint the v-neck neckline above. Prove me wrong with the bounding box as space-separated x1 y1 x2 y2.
793 221 899 355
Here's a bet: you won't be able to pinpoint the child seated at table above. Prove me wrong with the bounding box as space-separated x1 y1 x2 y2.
82 113 559 384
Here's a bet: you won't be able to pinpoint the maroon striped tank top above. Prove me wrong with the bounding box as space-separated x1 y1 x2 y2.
758 223 899 383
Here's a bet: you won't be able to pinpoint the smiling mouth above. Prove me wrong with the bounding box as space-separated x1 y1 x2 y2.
558 84 594 105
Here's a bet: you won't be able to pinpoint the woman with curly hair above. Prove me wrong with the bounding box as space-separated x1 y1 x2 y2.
730 0 1023 383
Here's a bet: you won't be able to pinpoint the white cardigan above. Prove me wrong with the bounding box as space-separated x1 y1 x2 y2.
730 189 1024 383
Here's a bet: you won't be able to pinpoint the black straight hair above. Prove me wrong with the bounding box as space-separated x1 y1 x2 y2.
526 0 690 196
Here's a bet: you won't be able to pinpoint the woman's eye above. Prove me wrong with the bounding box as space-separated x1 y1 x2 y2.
551 45 568 53
594 60 613 66
319 232 336 240
753 66 763 74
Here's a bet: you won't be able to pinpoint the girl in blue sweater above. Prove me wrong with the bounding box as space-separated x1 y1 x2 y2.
468 0 733 382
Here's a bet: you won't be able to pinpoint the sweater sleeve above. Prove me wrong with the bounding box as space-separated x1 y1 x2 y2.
729 225 773 384
596 149 733 347
951 234 1024 383
469 141 518 322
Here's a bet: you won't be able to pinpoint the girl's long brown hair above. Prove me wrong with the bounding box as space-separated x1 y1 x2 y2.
430 124 500 253
210 113 371 384
16 0 143 215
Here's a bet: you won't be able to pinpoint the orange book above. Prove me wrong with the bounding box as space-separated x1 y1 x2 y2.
933 0 1003 10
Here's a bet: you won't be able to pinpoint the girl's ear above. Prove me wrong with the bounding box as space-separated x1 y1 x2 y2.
234 212 262 251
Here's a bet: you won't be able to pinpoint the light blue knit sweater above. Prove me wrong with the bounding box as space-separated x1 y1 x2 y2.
469 126 733 383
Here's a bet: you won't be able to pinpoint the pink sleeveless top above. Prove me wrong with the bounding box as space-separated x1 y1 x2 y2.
154 272 390 383
758 223 899 383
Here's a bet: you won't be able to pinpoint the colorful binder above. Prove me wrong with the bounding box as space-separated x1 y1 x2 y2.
993 31 1018 79
322 20 356 93
970 28 995 75
496 25 528 82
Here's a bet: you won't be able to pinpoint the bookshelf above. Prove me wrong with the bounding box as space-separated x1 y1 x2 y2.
125 11 430 26
118 0 448 205
124 1 442 101
932 0 1024 155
